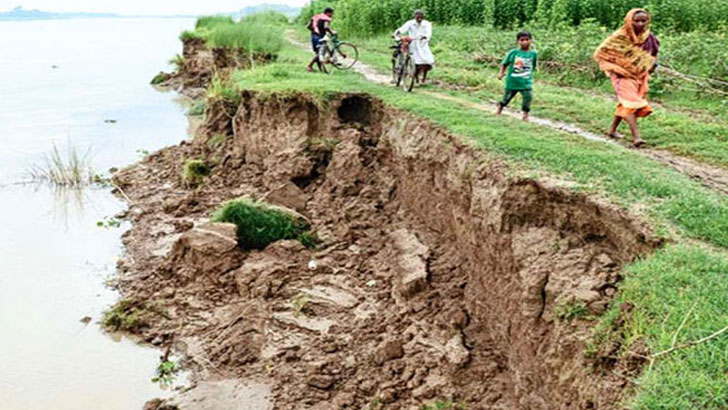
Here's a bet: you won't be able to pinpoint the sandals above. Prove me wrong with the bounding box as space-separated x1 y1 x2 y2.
632 138 645 148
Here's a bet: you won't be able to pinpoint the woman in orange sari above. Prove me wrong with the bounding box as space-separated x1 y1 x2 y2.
594 8 660 147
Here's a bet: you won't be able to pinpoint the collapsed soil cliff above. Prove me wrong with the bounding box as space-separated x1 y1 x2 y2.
154 37 274 97
114 89 659 409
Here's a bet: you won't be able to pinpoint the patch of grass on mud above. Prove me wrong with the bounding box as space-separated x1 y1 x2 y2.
195 15 234 30
206 22 284 55
421 400 467 410
182 158 210 186
212 198 311 250
102 299 151 332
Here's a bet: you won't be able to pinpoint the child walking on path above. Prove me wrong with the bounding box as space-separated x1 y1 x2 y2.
497 31 538 121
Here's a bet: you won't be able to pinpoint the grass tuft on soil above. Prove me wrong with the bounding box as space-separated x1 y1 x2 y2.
182 158 210 186
205 22 283 55
212 198 310 250
102 299 150 332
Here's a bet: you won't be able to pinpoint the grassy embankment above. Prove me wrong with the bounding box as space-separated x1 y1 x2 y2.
184 12 728 408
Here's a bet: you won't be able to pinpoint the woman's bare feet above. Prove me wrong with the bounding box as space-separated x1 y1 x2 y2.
608 132 624 139
632 137 645 148
496 104 503 115
522 112 530 122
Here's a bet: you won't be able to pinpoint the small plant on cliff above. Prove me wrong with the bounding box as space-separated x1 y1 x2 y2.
212 198 309 250
179 30 205 41
150 72 169 86
553 301 590 323
421 400 467 410
182 158 210 187
207 75 241 104
291 294 311 318
207 134 227 149
102 299 149 332
169 54 186 70
297 231 322 249
152 359 179 388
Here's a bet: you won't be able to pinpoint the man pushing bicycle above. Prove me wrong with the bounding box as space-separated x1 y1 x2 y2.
393 9 434 84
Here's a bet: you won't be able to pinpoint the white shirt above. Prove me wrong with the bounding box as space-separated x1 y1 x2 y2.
395 19 435 65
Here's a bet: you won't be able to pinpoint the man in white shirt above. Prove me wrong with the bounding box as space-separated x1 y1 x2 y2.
394 10 435 84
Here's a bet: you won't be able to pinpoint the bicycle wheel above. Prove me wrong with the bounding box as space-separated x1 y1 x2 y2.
395 54 406 87
317 42 332 74
402 56 416 92
331 42 358 70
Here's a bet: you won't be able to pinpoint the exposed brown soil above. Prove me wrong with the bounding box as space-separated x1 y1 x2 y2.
113 86 661 409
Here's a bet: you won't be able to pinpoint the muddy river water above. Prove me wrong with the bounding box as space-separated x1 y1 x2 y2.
0 18 194 409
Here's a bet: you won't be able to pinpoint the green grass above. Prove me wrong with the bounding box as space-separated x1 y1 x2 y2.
206 22 284 55
195 15 234 30
213 41 728 407
598 245 728 409
212 198 310 250
182 158 210 186
28 143 94 187
102 299 149 332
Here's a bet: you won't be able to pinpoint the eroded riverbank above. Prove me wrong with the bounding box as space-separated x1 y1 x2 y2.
114 87 660 409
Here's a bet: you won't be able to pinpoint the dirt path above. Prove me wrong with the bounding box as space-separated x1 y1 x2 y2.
288 32 728 196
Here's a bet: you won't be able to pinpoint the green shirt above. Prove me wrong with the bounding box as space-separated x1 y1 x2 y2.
502 48 538 90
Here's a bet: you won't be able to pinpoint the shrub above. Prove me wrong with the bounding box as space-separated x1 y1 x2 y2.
195 15 235 30
102 299 149 332
182 158 210 186
212 198 310 250
150 72 168 85
242 11 291 26
206 21 284 55
179 29 205 41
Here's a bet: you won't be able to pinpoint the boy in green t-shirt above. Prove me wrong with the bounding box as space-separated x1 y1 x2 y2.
497 31 538 121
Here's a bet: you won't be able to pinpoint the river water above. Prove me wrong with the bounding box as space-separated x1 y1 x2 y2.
0 18 194 409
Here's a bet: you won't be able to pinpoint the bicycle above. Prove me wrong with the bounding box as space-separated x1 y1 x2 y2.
390 35 421 92
317 34 359 74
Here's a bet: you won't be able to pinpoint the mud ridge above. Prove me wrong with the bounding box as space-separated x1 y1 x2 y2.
115 91 660 409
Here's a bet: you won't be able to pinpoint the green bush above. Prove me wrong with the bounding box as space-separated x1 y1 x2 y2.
212 198 310 250
102 299 149 332
242 11 291 26
206 21 284 55
196 15 235 30
179 29 205 41
182 159 210 186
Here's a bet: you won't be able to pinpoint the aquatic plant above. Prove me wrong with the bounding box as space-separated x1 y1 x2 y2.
28 143 94 187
